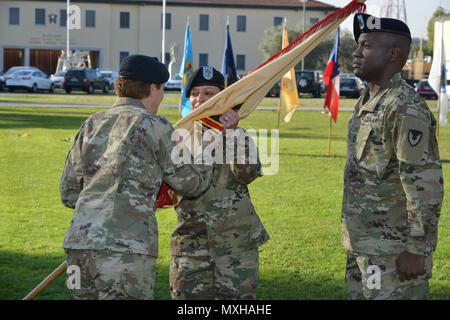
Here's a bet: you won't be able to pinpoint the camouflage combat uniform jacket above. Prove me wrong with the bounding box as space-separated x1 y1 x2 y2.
60 97 213 257
170 128 270 258
342 73 444 257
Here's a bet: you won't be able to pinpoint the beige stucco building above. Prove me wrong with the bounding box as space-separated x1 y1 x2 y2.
0 0 338 76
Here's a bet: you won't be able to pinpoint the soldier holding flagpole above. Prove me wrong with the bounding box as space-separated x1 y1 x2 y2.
169 66 269 300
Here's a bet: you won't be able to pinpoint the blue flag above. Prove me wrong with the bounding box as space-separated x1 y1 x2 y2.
221 21 237 87
179 21 194 118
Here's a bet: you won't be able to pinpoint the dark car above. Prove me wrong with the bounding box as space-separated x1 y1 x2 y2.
64 68 108 94
295 70 322 98
415 79 438 100
339 77 364 98
266 80 281 97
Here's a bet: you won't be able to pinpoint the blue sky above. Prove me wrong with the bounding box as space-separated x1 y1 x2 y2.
323 0 449 40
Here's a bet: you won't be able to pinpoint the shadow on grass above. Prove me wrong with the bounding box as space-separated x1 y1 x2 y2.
0 112 90 130
1 250 447 300
258 271 348 300
0 250 172 300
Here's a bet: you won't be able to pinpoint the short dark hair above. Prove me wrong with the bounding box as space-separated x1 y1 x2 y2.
114 78 161 99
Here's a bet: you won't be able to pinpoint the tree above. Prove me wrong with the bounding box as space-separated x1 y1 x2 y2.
259 25 357 73
426 7 446 54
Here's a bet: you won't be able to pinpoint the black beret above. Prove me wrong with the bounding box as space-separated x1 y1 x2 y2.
353 13 411 42
119 54 169 84
185 66 225 97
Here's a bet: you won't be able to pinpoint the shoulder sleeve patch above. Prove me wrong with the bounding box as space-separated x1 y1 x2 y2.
396 115 430 165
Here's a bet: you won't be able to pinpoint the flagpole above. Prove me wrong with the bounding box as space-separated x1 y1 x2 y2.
328 113 332 156
436 16 447 142
277 99 281 130
66 0 70 61
437 91 440 142
179 18 190 120
225 16 230 87
162 0 166 64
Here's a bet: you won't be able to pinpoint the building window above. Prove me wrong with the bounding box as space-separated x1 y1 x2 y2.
119 52 129 66
273 17 283 26
86 10 95 28
199 14 209 31
237 15 246 32
236 55 246 70
9 8 20 25
161 13 171 30
60 9 66 27
310 17 319 25
35 8 45 25
120 12 130 29
199 53 208 67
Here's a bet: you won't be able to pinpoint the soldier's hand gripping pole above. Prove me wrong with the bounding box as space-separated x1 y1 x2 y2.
23 261 67 300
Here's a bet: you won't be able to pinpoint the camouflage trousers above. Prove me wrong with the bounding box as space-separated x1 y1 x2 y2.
169 248 259 300
65 249 156 300
345 250 433 300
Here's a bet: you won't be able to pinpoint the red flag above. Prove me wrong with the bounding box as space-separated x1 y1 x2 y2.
323 27 340 123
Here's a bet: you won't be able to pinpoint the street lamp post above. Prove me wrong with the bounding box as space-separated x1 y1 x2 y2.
299 0 306 71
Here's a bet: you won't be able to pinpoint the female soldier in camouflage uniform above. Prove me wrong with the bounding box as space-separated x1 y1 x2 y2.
60 55 213 299
169 66 270 300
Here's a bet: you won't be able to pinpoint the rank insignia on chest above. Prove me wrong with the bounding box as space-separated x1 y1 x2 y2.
408 129 422 147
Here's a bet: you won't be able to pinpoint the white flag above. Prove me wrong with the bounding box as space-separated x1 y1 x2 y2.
68 5 81 30
428 19 448 126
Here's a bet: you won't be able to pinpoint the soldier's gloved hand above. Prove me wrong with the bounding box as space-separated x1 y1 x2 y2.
219 109 240 131
396 251 425 282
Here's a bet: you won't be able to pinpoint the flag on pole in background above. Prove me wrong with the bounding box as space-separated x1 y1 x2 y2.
323 27 340 123
179 21 194 118
221 19 238 87
428 18 448 126
279 19 300 123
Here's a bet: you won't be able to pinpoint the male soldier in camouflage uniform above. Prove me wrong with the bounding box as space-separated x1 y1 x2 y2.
342 14 444 300
169 67 270 300
60 55 213 299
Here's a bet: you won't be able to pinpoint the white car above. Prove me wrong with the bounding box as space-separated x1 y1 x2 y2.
6 69 55 93
100 71 118 90
50 71 66 89
164 74 182 91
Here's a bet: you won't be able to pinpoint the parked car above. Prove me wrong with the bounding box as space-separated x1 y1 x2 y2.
164 74 182 91
100 71 118 90
295 70 322 98
266 80 281 97
4 66 40 77
415 79 438 99
339 76 364 98
5 69 55 93
316 70 326 93
50 71 66 89
64 68 108 94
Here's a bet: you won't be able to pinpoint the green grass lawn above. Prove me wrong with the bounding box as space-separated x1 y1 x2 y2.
0 102 448 300
1 91 437 109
